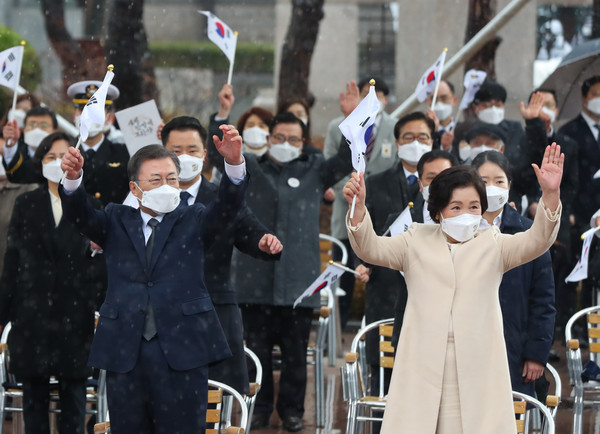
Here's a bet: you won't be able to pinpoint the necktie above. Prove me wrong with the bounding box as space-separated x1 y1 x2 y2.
143 218 159 341
180 191 192 206
407 174 417 185
85 148 96 161
595 125 600 149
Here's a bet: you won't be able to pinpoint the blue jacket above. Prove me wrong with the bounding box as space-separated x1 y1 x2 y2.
59 174 247 373
499 204 556 396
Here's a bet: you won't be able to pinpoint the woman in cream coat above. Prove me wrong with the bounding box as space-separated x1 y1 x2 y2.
343 144 564 434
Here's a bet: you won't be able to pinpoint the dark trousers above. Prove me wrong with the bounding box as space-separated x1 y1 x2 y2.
241 304 312 419
22 376 86 434
105 338 208 434
334 239 358 330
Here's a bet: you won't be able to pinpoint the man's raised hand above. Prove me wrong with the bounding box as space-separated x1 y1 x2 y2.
61 147 84 180
213 124 243 165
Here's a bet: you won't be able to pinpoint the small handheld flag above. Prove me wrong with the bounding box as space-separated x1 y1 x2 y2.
565 227 600 283
415 49 447 103
60 65 115 184
384 203 414 237
199 11 238 85
338 79 380 219
0 43 25 123
459 69 487 110
293 263 346 308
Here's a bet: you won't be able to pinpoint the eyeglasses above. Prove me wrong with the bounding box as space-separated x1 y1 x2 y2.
25 120 51 130
137 176 179 187
400 133 431 144
271 134 303 146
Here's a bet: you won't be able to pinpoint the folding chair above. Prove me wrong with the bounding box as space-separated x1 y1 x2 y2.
513 391 555 434
341 318 394 434
0 322 107 434
243 346 261 433
545 362 561 420
565 305 600 434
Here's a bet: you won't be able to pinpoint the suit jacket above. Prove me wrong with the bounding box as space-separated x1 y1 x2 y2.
558 114 600 227
233 147 352 308
347 201 560 434
59 174 247 373
3 137 130 207
324 113 398 239
195 176 277 393
0 186 106 378
498 204 556 397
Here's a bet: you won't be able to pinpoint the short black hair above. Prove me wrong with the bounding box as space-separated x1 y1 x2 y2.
582 76 600 98
269 112 307 140
530 88 558 106
471 150 513 185
473 81 507 104
25 106 58 129
161 116 208 147
394 112 436 140
442 79 455 95
127 144 181 181
428 166 488 223
417 150 459 179
358 77 390 96
33 131 73 175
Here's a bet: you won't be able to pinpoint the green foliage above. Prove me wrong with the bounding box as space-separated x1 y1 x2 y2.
0 26 43 113
150 41 274 73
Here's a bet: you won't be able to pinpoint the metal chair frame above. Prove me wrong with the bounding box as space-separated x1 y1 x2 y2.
513 391 555 434
243 345 262 433
341 318 394 434
565 305 600 434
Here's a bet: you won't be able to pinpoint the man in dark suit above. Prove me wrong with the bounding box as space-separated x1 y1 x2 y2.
161 116 282 394
59 127 247 433
558 75 600 232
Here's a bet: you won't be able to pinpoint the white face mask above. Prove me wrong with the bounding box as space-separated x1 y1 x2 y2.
540 106 557 124
587 97 600 116
440 212 481 242
135 183 181 215
177 154 203 182
460 144 500 162
75 116 110 138
24 128 50 149
433 102 453 121
42 158 63 184
397 140 432 166
485 185 509 212
477 106 505 124
422 184 430 202
243 126 269 149
269 142 301 164
9 108 26 128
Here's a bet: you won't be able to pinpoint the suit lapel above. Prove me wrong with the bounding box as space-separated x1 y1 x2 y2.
122 211 147 270
195 177 215 206
148 208 182 271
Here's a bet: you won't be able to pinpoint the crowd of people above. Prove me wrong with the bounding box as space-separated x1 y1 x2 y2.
0 70 598 434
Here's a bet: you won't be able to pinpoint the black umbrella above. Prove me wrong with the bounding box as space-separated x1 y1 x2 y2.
540 38 600 123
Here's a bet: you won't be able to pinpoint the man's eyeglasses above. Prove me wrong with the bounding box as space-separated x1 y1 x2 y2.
270 134 302 146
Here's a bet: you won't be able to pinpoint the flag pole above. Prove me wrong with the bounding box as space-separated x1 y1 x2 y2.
429 48 448 108
226 32 238 85
328 260 361 276
9 41 26 122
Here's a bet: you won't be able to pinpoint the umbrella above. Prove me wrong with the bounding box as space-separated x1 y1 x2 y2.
540 38 600 124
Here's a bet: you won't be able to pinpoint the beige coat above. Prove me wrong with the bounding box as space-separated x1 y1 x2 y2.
347 201 561 434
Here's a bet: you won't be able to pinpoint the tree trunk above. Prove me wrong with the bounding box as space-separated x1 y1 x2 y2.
464 0 501 81
40 0 88 93
593 0 600 39
277 0 325 108
104 0 159 110
84 0 107 39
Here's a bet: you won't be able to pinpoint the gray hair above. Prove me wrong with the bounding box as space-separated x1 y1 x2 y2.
127 144 181 181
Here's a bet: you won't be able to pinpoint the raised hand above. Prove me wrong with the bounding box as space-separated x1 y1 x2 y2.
520 91 544 120
531 142 563 211
258 234 283 255
213 124 243 165
425 109 440 132
343 172 367 225
217 84 235 119
2 119 20 146
340 81 360 117
156 120 164 141
61 147 84 180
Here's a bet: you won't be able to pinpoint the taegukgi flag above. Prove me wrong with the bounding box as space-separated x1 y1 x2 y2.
460 69 487 110
338 81 380 174
415 50 447 103
294 264 345 308
198 11 237 63
0 45 24 90
388 205 413 237
79 68 114 142
565 227 600 283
